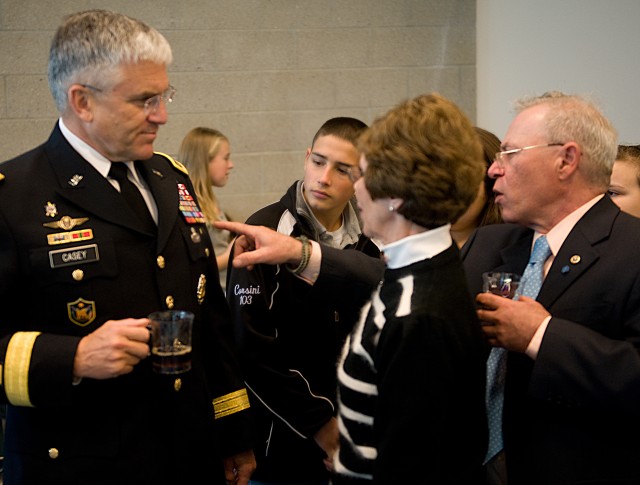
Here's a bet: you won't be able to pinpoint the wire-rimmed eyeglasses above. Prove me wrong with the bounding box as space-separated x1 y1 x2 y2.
79 83 176 115
494 143 564 167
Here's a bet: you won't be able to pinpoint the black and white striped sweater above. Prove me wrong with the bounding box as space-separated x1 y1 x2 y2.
333 228 488 484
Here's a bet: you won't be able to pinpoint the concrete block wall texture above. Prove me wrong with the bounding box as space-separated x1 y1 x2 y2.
0 0 476 222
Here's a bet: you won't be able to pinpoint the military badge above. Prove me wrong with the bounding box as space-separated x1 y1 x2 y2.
67 298 96 327
177 183 205 224
45 201 57 218
43 215 89 231
47 229 94 246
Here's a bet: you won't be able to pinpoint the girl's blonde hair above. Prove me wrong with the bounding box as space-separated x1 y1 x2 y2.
178 127 229 224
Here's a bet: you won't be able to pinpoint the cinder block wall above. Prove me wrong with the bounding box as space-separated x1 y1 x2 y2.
0 0 476 222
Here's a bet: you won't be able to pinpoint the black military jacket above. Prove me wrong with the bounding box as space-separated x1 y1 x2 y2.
0 124 251 484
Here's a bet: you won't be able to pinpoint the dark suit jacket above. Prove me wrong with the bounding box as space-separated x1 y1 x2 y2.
0 125 251 484
462 196 640 485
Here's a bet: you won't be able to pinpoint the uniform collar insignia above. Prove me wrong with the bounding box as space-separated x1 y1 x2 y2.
68 174 84 186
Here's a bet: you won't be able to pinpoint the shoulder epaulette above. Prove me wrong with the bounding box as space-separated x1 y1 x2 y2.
155 151 188 175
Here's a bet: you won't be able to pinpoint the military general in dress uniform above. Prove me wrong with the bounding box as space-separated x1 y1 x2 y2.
0 10 255 485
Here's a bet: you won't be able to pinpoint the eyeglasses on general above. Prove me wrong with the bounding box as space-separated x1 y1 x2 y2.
79 83 176 116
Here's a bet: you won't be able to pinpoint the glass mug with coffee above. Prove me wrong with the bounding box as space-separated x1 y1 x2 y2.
148 310 194 374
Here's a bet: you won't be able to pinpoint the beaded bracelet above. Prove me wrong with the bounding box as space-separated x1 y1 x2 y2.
290 235 311 275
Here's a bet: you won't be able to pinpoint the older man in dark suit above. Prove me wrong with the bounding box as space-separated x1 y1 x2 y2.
462 91 640 485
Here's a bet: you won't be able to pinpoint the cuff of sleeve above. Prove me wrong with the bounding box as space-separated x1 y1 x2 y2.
525 315 552 359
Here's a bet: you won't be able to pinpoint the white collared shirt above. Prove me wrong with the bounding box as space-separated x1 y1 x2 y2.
526 194 604 358
58 119 158 222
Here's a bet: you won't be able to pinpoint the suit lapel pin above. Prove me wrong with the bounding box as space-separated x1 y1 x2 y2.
152 169 164 178
561 265 570 274
570 255 581 264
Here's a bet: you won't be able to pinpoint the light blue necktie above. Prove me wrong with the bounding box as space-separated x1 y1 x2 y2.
484 235 552 464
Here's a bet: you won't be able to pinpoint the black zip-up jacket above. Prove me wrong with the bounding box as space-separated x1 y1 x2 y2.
226 181 381 482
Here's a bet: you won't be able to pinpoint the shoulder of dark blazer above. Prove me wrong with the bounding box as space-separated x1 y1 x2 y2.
461 223 529 260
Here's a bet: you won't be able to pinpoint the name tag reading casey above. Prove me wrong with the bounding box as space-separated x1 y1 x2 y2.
49 244 100 268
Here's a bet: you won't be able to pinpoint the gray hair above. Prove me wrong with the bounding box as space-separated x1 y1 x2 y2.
514 91 618 189
48 9 173 112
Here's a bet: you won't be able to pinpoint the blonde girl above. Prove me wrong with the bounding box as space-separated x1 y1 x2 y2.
179 127 235 290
